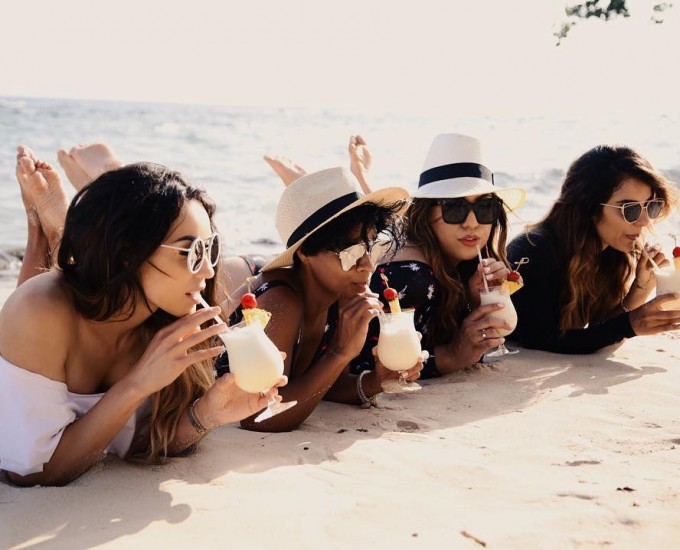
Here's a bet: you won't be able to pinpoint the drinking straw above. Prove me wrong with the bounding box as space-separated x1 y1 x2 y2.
194 293 228 328
477 245 490 293
640 245 662 272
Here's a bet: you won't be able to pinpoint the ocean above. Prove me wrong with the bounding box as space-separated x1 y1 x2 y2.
1 96 679 276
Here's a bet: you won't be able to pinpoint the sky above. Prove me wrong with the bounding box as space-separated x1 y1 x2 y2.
1 0 679 114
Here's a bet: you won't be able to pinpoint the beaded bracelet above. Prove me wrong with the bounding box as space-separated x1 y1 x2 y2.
187 398 210 435
357 370 378 409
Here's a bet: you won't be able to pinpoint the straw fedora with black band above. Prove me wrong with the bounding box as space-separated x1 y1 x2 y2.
262 167 410 272
412 133 526 211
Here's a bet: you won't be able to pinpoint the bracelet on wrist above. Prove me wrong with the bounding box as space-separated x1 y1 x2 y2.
357 370 378 409
187 398 211 435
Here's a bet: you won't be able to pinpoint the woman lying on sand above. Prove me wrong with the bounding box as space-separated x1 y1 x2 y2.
222 167 425 431
508 145 680 353
265 133 526 377
54 143 424 430
0 148 284 486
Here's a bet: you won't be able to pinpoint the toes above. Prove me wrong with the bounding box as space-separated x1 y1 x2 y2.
18 155 36 176
37 162 62 187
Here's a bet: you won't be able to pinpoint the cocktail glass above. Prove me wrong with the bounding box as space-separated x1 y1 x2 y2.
479 286 519 359
376 309 422 393
220 321 297 422
654 267 680 311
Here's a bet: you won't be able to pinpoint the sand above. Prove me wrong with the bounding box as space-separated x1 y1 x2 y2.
1 274 680 549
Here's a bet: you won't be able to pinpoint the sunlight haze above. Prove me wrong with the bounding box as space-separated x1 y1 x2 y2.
1 0 678 114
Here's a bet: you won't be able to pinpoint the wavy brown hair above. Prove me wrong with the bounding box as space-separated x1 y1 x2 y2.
537 145 677 332
407 196 509 348
58 163 220 463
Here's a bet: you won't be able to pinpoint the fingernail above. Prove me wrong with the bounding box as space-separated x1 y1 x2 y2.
497 303 505 308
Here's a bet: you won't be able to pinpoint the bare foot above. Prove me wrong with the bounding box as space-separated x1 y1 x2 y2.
58 143 123 190
348 135 372 194
15 146 41 227
263 155 307 187
57 149 91 191
16 146 69 249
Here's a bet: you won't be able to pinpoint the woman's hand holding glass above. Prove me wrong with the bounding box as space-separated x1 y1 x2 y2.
196 373 288 428
451 303 513 367
371 344 426 386
468 258 515 307
628 295 680 335
633 243 668 293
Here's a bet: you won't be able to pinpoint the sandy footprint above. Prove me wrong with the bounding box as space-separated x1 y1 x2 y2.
16 146 69 248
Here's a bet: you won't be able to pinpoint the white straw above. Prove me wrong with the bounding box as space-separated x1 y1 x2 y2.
194 293 227 327
641 247 662 272
477 245 490 293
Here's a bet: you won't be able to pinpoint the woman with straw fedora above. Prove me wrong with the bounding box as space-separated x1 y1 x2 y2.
222 167 425 432
263 134 526 376
352 133 526 376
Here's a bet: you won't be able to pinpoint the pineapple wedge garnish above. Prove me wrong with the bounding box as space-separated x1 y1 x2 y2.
242 307 272 329
501 279 523 295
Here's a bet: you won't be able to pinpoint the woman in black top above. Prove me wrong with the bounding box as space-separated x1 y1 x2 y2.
508 145 680 353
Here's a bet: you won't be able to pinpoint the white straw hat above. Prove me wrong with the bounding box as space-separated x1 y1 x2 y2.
412 133 526 211
262 167 410 271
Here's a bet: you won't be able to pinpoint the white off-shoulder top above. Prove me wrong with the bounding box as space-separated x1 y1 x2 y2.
0 354 140 476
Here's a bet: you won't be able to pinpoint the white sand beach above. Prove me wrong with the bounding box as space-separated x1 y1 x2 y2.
1 275 679 549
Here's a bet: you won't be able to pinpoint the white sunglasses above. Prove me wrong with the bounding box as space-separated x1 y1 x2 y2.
599 199 664 224
160 232 221 274
332 238 392 271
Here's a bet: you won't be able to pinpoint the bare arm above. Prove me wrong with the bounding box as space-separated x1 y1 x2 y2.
241 289 381 432
1 291 226 486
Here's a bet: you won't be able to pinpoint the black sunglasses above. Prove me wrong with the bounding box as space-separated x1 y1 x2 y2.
437 197 503 225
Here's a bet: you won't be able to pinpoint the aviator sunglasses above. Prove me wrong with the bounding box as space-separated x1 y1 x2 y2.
437 197 502 225
160 232 221 274
332 238 393 271
599 199 664 224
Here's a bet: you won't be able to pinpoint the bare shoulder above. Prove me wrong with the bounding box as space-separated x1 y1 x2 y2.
257 269 303 315
0 272 75 380
386 243 429 264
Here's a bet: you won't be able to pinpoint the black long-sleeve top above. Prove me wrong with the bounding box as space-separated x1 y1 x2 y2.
507 226 636 354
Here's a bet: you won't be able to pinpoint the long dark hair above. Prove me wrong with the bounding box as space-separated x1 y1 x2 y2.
538 145 676 331
58 163 221 462
58 162 218 322
407 196 509 348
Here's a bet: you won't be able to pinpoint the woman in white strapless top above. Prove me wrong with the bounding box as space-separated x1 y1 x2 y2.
0 149 285 486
